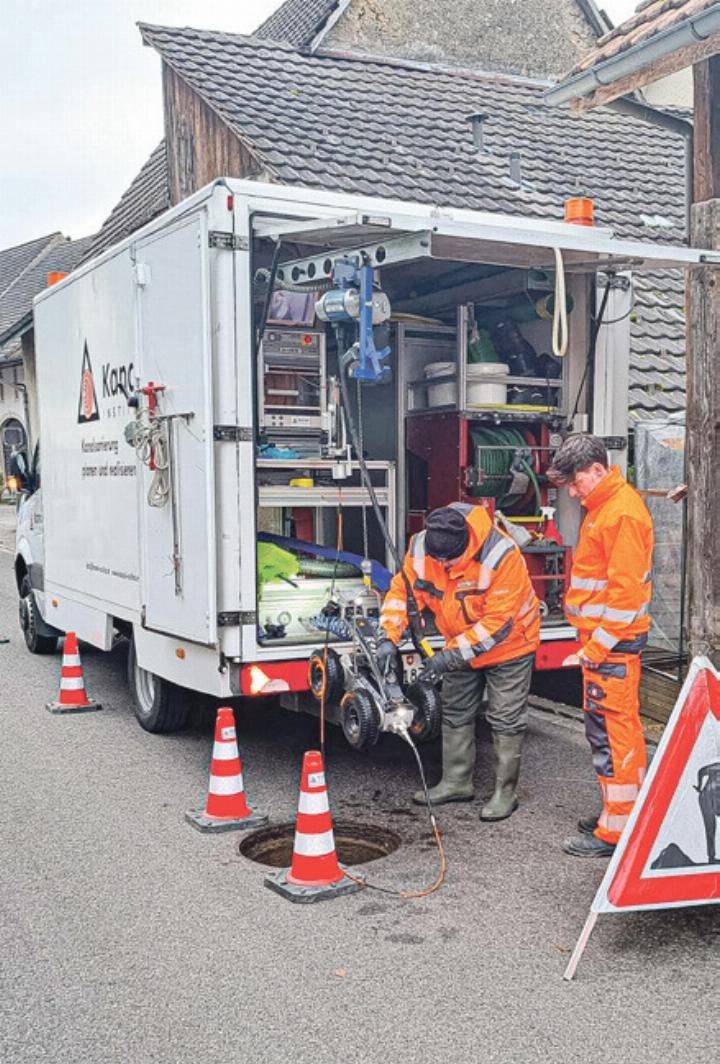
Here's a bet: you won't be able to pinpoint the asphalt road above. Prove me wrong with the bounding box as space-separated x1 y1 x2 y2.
0 504 717 1064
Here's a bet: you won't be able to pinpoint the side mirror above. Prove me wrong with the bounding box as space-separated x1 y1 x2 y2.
8 450 33 493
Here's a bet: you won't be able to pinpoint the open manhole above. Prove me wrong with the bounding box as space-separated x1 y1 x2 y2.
239 820 401 867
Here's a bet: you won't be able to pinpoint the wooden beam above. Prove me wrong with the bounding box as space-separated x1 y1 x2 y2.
686 199 720 665
694 56 720 202
571 31 720 113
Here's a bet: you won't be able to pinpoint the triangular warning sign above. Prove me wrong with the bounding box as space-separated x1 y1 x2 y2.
594 656 720 913
77 341 100 424
565 657 720 979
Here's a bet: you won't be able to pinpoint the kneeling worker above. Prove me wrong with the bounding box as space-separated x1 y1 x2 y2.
548 435 653 858
376 503 540 820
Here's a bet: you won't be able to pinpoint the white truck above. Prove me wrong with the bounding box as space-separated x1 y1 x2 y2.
11 179 707 744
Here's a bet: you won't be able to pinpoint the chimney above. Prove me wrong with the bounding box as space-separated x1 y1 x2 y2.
509 152 522 184
467 112 488 152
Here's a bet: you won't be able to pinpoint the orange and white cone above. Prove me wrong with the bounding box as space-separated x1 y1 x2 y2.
265 750 363 902
46 632 102 714
186 706 268 832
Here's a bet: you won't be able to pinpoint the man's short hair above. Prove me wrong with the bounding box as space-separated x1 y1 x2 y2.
547 434 609 485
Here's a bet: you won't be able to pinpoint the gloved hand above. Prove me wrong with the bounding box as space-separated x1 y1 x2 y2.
375 638 399 674
418 648 466 683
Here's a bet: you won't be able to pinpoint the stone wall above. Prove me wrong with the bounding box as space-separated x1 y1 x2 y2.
323 0 599 79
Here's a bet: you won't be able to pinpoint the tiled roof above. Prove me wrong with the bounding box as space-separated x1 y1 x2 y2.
122 22 690 418
254 0 339 48
629 269 687 418
0 235 95 346
138 24 687 245
82 141 170 263
0 233 63 302
570 0 719 75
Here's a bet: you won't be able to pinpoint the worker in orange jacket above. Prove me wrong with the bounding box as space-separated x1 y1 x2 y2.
377 502 540 820
548 434 654 858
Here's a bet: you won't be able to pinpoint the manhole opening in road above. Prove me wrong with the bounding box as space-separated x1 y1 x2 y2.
239 821 402 867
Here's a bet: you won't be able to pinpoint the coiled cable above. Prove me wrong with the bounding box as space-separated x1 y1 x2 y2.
132 408 170 508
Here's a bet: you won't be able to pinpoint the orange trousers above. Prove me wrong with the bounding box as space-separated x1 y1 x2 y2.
581 650 647 844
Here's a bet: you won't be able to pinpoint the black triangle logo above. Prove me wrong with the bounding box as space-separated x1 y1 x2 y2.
77 342 100 423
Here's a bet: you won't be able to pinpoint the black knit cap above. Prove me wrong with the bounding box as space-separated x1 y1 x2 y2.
425 507 469 560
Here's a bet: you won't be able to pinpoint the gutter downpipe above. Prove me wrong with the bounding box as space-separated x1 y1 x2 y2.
543 5 720 107
608 95 694 238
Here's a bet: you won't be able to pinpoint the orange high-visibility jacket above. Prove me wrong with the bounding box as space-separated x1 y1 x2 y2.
380 503 540 669
565 466 654 664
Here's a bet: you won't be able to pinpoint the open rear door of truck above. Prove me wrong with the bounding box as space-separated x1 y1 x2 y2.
134 212 217 646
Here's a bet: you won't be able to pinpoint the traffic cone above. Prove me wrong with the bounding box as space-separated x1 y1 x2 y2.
265 750 364 903
46 632 102 714
185 706 268 833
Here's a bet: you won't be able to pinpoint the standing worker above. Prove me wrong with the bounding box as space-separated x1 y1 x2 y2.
376 503 540 821
548 435 654 857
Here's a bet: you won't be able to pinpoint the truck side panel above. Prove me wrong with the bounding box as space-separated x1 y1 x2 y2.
34 247 142 623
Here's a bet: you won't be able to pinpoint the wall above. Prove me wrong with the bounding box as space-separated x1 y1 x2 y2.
162 66 274 206
0 359 26 428
0 353 28 486
322 0 598 79
643 68 694 109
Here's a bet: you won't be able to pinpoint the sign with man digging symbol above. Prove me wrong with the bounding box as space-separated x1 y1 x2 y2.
565 658 720 979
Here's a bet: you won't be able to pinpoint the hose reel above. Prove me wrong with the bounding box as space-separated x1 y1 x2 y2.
468 426 542 513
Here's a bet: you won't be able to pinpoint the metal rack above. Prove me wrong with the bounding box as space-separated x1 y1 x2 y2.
400 306 567 416
256 458 396 569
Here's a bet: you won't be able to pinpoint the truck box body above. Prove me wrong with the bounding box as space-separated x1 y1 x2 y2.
25 179 707 711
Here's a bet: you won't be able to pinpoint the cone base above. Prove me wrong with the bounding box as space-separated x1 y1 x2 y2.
185 807 269 833
265 865 364 904
46 700 102 715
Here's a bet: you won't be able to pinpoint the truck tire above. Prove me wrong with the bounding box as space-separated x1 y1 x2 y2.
340 688 380 750
18 575 58 655
127 636 189 734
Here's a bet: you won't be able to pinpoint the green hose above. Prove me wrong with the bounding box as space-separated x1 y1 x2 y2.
470 427 541 513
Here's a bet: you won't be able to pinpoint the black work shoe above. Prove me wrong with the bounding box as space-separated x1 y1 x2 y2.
563 833 616 858
577 815 599 836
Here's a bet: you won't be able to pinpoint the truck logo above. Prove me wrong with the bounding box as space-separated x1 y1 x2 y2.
77 342 100 423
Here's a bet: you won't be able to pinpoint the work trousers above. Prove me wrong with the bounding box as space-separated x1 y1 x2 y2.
441 653 535 735
582 649 647 844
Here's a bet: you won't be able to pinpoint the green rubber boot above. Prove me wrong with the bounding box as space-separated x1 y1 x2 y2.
479 732 524 822
412 722 476 805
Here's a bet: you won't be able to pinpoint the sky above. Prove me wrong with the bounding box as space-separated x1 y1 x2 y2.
0 0 638 250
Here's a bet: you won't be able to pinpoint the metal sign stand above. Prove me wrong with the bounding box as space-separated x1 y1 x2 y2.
563 911 598 981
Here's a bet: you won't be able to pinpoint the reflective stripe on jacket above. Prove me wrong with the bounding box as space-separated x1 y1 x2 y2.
565 466 654 664
380 503 540 669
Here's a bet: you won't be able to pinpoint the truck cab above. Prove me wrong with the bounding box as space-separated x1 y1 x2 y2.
12 443 61 654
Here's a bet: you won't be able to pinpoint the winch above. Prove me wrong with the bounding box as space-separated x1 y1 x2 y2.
315 255 392 382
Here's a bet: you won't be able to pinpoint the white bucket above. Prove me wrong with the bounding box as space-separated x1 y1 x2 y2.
425 361 456 407
467 362 509 406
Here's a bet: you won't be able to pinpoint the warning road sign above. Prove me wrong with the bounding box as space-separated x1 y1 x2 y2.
565 656 720 979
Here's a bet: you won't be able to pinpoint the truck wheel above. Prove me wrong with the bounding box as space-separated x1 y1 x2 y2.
308 647 344 703
340 688 380 750
127 636 189 734
18 576 58 654
407 682 442 743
